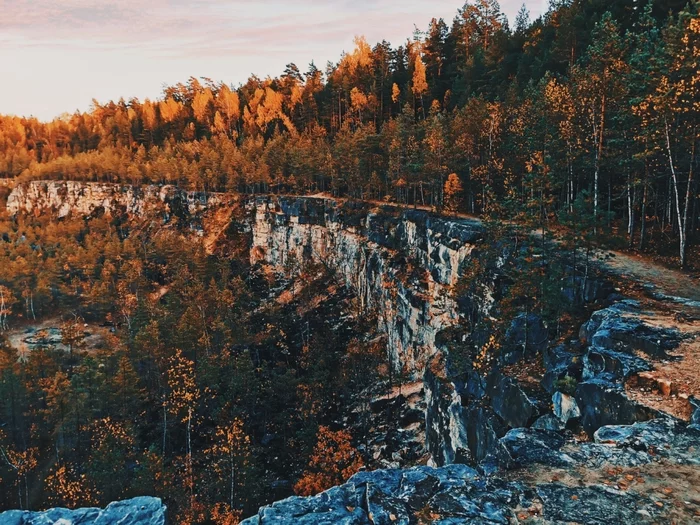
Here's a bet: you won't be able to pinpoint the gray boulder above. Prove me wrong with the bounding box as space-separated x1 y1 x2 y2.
552 391 581 424
532 414 566 431
537 484 655 524
0 497 166 525
575 379 658 435
497 428 574 469
487 372 538 429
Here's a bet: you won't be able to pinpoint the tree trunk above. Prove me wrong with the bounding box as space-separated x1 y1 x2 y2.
665 118 686 268
681 134 696 265
162 403 167 457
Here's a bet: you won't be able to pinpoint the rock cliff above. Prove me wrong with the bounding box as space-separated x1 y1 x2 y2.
5 182 700 524
6 180 231 220
248 196 482 373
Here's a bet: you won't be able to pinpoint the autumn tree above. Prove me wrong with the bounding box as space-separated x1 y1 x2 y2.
444 173 464 213
293 426 363 496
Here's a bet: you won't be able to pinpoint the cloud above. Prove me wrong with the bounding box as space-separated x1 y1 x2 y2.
2 1 542 55
0 0 544 119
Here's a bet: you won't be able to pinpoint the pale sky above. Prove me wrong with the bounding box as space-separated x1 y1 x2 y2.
0 0 546 121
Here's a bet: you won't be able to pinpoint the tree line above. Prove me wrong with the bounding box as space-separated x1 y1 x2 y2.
0 0 697 267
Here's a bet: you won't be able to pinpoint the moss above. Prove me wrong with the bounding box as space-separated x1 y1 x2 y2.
554 375 578 396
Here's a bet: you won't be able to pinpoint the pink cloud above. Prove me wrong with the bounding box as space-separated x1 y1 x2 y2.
0 0 544 119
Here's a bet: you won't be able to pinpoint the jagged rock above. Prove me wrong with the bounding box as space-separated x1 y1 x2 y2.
250 196 482 377
424 355 472 467
537 484 652 524
532 414 566 431
582 345 652 382
501 314 548 364
593 417 700 464
465 406 507 464
0 497 166 525
7 180 228 220
487 372 538 429
575 379 659 435
242 465 520 525
497 428 574 469
365 484 411 524
580 301 683 359
552 391 581 424
690 396 700 427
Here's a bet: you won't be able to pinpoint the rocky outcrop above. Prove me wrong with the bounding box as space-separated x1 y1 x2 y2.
248 197 482 375
7 180 231 220
242 417 700 524
6 183 699 523
240 464 528 524
0 497 166 525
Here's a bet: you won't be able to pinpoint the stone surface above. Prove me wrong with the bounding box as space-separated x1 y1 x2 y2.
537 484 650 524
691 396 700 427
0 497 166 525
532 414 566 431
487 372 538 429
241 465 521 525
501 313 548 364
592 417 700 465
248 196 482 375
497 428 574 469
579 301 683 359
576 379 659 435
582 345 652 382
552 391 581 424
7 181 231 220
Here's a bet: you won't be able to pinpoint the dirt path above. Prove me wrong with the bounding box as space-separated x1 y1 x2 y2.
598 249 700 304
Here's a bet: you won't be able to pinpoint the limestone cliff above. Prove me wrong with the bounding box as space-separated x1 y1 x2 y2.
5 182 700 524
6 180 230 219
248 196 482 373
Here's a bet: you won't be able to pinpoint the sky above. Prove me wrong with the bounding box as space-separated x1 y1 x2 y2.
0 0 546 121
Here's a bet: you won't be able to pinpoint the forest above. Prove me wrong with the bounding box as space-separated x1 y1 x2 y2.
0 0 699 523
0 205 389 522
0 0 697 267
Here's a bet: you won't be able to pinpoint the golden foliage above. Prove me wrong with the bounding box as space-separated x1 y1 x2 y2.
45 463 98 508
293 426 364 497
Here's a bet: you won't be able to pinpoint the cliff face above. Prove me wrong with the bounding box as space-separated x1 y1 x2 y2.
6 182 699 524
248 196 482 374
7 180 230 219
6 183 483 463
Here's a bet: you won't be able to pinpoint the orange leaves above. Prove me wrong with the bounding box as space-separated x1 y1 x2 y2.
392 83 401 104
160 97 182 124
210 502 242 525
443 173 463 213
45 463 98 508
293 426 364 497
192 89 214 125
474 334 499 374
412 56 428 97
167 349 200 422
350 88 369 112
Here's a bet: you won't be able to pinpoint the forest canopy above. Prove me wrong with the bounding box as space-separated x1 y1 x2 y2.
1 0 698 265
